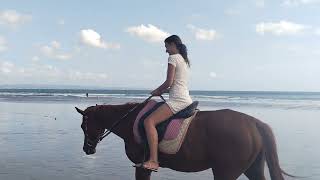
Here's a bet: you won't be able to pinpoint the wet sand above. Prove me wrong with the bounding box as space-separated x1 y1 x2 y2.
0 100 319 180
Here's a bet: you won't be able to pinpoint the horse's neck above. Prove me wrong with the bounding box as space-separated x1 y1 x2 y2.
99 102 143 140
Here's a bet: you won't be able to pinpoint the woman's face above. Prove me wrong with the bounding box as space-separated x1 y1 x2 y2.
165 42 178 55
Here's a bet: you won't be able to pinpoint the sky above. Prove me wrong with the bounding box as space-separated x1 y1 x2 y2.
0 0 319 91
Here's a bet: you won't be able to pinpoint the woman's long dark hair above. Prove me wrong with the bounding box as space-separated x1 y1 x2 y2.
164 35 190 67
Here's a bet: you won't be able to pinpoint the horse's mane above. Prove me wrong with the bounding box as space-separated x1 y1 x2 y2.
85 102 141 114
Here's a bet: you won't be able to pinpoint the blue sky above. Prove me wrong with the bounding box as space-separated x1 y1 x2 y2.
0 0 319 91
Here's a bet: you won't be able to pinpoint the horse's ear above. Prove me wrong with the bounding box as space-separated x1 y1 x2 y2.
75 107 85 115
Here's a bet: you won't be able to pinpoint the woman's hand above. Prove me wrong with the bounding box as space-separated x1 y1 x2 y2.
150 89 162 96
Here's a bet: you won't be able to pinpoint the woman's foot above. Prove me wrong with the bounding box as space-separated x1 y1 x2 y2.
142 160 159 172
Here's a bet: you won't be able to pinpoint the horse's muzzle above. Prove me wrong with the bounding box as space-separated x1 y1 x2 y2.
83 146 96 155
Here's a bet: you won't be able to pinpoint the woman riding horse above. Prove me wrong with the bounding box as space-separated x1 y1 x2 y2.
137 35 193 172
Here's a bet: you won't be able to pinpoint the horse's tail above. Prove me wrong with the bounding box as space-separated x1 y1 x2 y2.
256 121 295 180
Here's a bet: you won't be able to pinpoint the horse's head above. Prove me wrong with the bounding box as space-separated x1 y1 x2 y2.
75 102 142 155
75 106 105 155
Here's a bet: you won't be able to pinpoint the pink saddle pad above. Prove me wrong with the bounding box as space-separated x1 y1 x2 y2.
133 100 184 144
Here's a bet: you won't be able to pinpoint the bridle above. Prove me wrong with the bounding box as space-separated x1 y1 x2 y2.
82 95 166 147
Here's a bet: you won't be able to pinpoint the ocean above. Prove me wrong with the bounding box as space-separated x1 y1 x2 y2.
0 89 319 180
1 89 320 110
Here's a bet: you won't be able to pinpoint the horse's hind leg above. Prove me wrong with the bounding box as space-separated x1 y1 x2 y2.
244 150 266 180
135 167 151 180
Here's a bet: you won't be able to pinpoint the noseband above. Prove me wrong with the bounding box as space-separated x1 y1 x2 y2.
82 95 165 147
82 115 100 148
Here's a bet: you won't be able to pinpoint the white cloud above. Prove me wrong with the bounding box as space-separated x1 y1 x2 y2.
256 21 309 36
126 24 170 43
283 0 320 6
40 41 72 60
0 10 32 27
209 72 217 78
0 60 108 83
187 25 219 41
51 41 60 49
79 29 120 49
315 28 320 35
0 61 14 74
41 46 53 55
0 36 8 52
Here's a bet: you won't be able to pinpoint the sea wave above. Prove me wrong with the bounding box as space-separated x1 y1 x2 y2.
1 90 320 110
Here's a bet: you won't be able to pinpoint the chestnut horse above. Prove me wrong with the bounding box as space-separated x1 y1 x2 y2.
75 98 293 180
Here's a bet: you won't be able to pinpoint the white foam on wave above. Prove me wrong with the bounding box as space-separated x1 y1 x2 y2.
1 91 320 110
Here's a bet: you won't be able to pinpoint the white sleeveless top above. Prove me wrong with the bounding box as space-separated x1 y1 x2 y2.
166 54 193 114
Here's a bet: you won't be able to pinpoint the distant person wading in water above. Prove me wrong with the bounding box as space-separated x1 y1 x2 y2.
135 35 193 172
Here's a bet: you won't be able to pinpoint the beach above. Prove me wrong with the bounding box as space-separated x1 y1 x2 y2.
0 90 319 180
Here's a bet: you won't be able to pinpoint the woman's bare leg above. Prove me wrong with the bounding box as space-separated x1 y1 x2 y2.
143 103 173 170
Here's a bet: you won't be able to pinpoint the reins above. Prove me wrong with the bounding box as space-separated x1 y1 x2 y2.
98 95 166 142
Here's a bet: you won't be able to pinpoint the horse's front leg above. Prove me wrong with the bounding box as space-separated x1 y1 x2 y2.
135 167 151 180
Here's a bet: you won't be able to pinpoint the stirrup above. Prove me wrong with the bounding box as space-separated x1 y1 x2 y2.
133 161 159 172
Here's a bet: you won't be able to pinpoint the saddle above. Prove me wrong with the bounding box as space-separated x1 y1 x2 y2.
133 100 199 146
